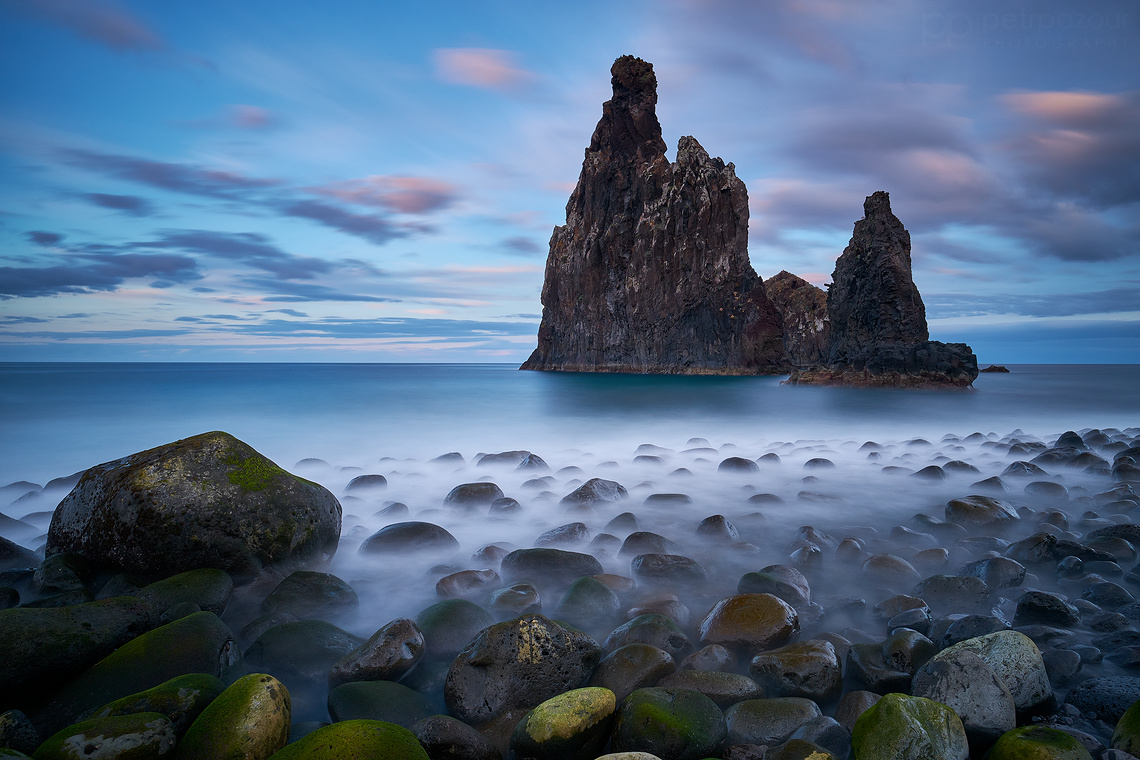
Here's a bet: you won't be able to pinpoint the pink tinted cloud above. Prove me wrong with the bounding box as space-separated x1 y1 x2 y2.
1002 91 1126 126
229 105 276 130
433 48 535 91
312 176 458 215
8 0 164 51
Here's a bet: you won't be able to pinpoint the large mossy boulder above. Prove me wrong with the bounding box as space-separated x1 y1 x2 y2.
850 692 968 760
444 614 601 725
0 597 156 711
265 719 428 760
326 681 435 728
609 687 726 760
174 673 290 760
137 569 234 616
34 612 239 736
46 432 341 580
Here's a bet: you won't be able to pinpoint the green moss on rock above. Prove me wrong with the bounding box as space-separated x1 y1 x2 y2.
511 687 616 760
989 725 1093 759
1113 699 1140 754
32 712 175 759
850 693 968 760
610 687 726 760
266 719 427 760
174 673 290 760
91 673 224 737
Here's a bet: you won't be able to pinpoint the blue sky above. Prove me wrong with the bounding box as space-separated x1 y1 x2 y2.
1 0 1137 363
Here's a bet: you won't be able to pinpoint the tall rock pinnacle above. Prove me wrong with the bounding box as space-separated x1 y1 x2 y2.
521 56 787 374
790 191 979 387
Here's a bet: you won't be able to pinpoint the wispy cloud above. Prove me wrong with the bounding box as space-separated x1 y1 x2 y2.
0 252 199 299
140 230 333 280
501 236 542 255
4 0 165 52
83 192 155 217
433 48 537 91
311 175 458 214
26 231 65 247
61 148 280 199
279 200 409 246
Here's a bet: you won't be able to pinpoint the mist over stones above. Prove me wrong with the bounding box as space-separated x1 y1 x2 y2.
789 191 980 388
521 55 787 375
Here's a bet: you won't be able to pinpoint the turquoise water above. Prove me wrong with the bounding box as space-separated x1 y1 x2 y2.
1 363 1137 489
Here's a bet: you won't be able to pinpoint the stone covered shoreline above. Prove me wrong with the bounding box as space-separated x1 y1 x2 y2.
2 426 1140 759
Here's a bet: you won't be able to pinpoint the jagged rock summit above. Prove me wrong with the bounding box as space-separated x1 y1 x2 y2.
521 55 787 375
789 191 979 387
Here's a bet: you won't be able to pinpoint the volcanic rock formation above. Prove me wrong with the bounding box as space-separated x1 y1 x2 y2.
790 192 979 387
764 271 829 368
520 56 787 375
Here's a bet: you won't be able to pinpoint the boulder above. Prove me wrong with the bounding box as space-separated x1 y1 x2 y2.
655 670 762 709
34 612 239 736
265 720 427 760
1112 698 1140 755
359 522 459 554
610 687 727 760
45 432 340 579
724 697 821 746
561 479 628 506
443 482 504 507
945 495 1020 529
243 619 362 684
988 725 1094 760
443 614 601 725
261 571 357 618
697 594 799 653
326 681 435 728
1065 677 1140 725
603 614 693 659
500 548 603 587
520 55 787 375
748 640 842 702
328 618 424 689
0 596 156 711
911 648 1015 749
630 554 707 585
850 692 969 760
935 630 1053 715
414 599 494 661
137 569 233 616
175 673 290 760
33 713 176 759
410 715 500 760
90 673 224 738
510 687 617 760
588 644 676 704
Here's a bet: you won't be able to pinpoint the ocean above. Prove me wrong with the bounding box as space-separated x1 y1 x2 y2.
2 363 1137 490
2 362 1138 642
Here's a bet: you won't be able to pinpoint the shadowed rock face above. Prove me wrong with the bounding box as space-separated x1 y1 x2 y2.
764 271 829 368
828 191 929 365
521 55 787 375
790 192 979 387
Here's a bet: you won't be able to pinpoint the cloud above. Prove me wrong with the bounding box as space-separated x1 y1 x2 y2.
311 175 458 214
26 231 65 246
925 286 1140 319
141 230 333 280
433 48 536 91
229 105 276 130
244 278 402 303
266 308 308 317
61 148 280 199
0 252 199 299
0 315 49 324
4 0 164 52
502 236 542 255
1001 89 1140 209
83 192 155 217
279 200 408 246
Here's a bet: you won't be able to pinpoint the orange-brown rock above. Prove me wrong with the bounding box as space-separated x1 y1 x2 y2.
697 593 799 653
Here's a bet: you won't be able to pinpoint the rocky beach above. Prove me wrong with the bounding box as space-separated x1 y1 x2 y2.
3 420 1140 759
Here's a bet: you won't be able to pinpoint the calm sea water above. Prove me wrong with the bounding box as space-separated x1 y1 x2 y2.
1 363 1137 490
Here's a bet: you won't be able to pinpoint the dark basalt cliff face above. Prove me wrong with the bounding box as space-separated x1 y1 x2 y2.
764 270 829 368
521 56 787 375
790 192 979 387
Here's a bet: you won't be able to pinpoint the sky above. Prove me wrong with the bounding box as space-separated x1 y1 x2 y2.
1 0 1138 364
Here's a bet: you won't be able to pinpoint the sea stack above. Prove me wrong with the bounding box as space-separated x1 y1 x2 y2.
790 191 979 387
764 271 829 368
520 56 787 375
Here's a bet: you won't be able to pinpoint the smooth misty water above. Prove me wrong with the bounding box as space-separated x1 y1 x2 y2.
1 363 1138 647
1 363 1137 489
